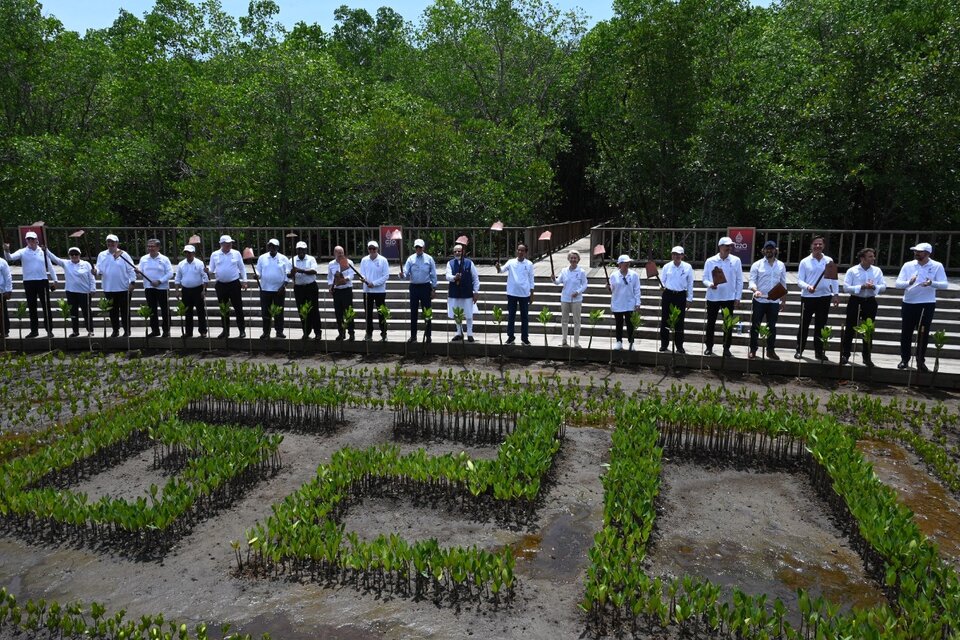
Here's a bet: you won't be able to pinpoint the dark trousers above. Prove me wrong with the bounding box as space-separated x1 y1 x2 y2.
1 295 9 336
294 283 321 337
796 295 831 355
259 288 285 335
181 286 207 336
365 291 387 337
23 279 52 333
144 288 170 334
507 294 530 340
332 287 354 338
900 302 935 364
409 283 432 339
215 280 245 332
614 311 636 343
841 296 878 358
105 290 130 334
660 290 687 349
750 301 780 354
704 300 735 351
66 291 92 333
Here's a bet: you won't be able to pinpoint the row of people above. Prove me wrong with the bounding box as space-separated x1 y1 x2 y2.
0 233 949 370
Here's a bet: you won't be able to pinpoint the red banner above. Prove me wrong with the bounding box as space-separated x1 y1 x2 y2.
727 227 755 265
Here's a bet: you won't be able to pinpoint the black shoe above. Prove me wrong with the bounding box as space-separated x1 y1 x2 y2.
918 362 930 373
521 339 531 346
704 348 714 356
364 333 372 341
276 332 286 339
723 349 734 358
407 337 417 344
302 333 311 340
794 351 802 360
238 331 246 339
260 332 270 340
217 331 228 339
897 361 909 370
506 336 515 344
425 336 432 343
381 333 387 342
68 332 80 338
184 332 194 338
659 347 668 353
46 331 54 338
25 331 39 338
839 355 849 365
816 352 828 362
161 331 170 338
348 334 355 342
109 330 119 338
122 330 129 338
199 332 207 338
148 330 161 338
676 346 685 354
767 350 779 360
467 336 475 343
452 334 463 342
336 333 344 341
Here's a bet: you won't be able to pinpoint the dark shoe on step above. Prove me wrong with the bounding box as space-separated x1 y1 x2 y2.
723 349 734 358
467 336 475 342
451 334 463 342
767 350 779 360
918 361 930 373
897 360 909 370
793 351 802 360
238 331 246 338
68 332 80 338
839 355 849 365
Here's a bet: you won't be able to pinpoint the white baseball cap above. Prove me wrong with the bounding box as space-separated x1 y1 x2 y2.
617 254 632 264
267 238 280 246
105 233 119 242
414 239 425 248
25 231 38 240
68 246 81 254
671 246 684 255
368 240 379 249
296 241 307 249
910 242 933 254
219 234 233 244
718 237 734 246
183 244 196 253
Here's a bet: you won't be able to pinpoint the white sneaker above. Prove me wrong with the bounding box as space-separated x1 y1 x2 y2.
614 341 623 351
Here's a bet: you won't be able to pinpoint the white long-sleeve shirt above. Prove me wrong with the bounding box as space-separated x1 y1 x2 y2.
499 258 535 297
175 258 209 288
96 250 136 292
255 252 291 292
139 253 174 290
328 259 356 290
554 266 587 303
360 254 391 293
661 261 694 302
702 253 743 302
209 249 247 283
843 264 886 298
797 254 838 297
6 246 61 282
0 258 11 294
63 260 96 294
896 259 948 304
292 255 318 286
609 269 641 312
749 258 787 305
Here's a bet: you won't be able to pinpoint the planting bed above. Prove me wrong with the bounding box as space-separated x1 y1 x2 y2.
1 354 959 639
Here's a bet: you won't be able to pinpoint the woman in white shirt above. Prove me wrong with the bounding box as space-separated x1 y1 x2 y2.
553 250 588 347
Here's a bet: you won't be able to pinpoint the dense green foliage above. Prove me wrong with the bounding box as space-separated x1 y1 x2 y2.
2 0 957 230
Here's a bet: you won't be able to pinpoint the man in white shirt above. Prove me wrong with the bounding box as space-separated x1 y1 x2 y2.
63 247 97 337
446 244 480 342
553 250 588 347
139 238 175 337
328 245 357 341
4 231 61 337
401 239 438 343
255 239 291 339
0 256 11 337
291 241 321 339
748 240 787 360
608 255 641 351
895 242 949 371
702 237 743 357
208 234 248 339
360 240 391 341
496 244 535 345
96 234 136 337
795 235 839 361
840 247 885 367
659 246 693 354
174 244 208 338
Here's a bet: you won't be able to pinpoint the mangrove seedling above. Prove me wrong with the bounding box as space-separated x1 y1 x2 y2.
97 297 113 339
758 324 771 362
16 301 27 344
492 305 504 346
421 307 433 342
57 299 72 340
819 325 832 363
453 305 466 342
720 307 739 371
587 308 604 349
137 304 153 347
377 303 390 340
538 307 553 347
933 329 947 375
175 300 187 341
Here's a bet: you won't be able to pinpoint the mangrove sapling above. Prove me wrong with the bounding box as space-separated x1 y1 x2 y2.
175 300 187 344
819 326 832 369
720 307 738 375
667 304 681 365
492 305 504 346
97 297 112 340
218 301 230 344
538 307 553 347
377 303 390 341
758 324 771 371
422 307 432 343
933 329 947 377
57 299 71 344
298 300 313 342
630 310 642 353
15 301 27 348
453 305 466 356
137 305 152 348
587 308 604 349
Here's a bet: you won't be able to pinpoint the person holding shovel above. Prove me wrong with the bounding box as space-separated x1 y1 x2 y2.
446 243 480 342
895 242 948 371
63 247 97 337
208 235 248 339
291 241 322 340
702 237 743 358
496 244 535 345
0 256 10 337
659 246 694 354
360 240 391 341
139 239 175 337
608 255 641 351
328 245 357 341
795 236 838 361
748 241 787 360
95 234 136 337
4 231 61 338
175 245 208 338
553 249 588 348
840 247 885 367
255 239 291 339
400 239 438 343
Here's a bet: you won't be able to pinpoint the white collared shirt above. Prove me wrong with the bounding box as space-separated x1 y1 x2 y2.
896 259 948 304
139 253 174 290
6 246 61 282
175 258 209 288
843 264 886 298
209 249 247 283
360 254 391 293
749 258 787 304
702 253 743 302
609 269 641 312
293 254 318 285
96 249 136 292
328 258 356 290
661 261 694 302
500 258 535 297
554 266 587 303
63 260 96 294
0 258 12 294
797 254 837 297
255 252 291 292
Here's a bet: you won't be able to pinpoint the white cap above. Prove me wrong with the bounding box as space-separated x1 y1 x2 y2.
414 238 425 248
184 244 195 253
368 240 379 249
267 238 280 246
105 233 119 242
296 241 307 249
25 231 38 240
671 246 684 255
219 234 233 244
910 242 933 254
68 246 81 254
617 254 632 264
718 237 734 246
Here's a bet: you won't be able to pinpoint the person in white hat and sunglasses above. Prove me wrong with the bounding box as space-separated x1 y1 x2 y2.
895 242 948 371
702 237 743 357
659 246 694 353
174 245 208 337
4 231 63 337
0 253 12 337
291 241 321 339
63 247 96 337
209 234 247 338
607 255 641 350
360 240 391 341
255 239 291 339
96 234 136 337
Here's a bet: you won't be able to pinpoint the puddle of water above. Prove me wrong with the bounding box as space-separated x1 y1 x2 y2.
858 439 960 563
504 533 543 561
235 612 377 640
776 551 886 610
